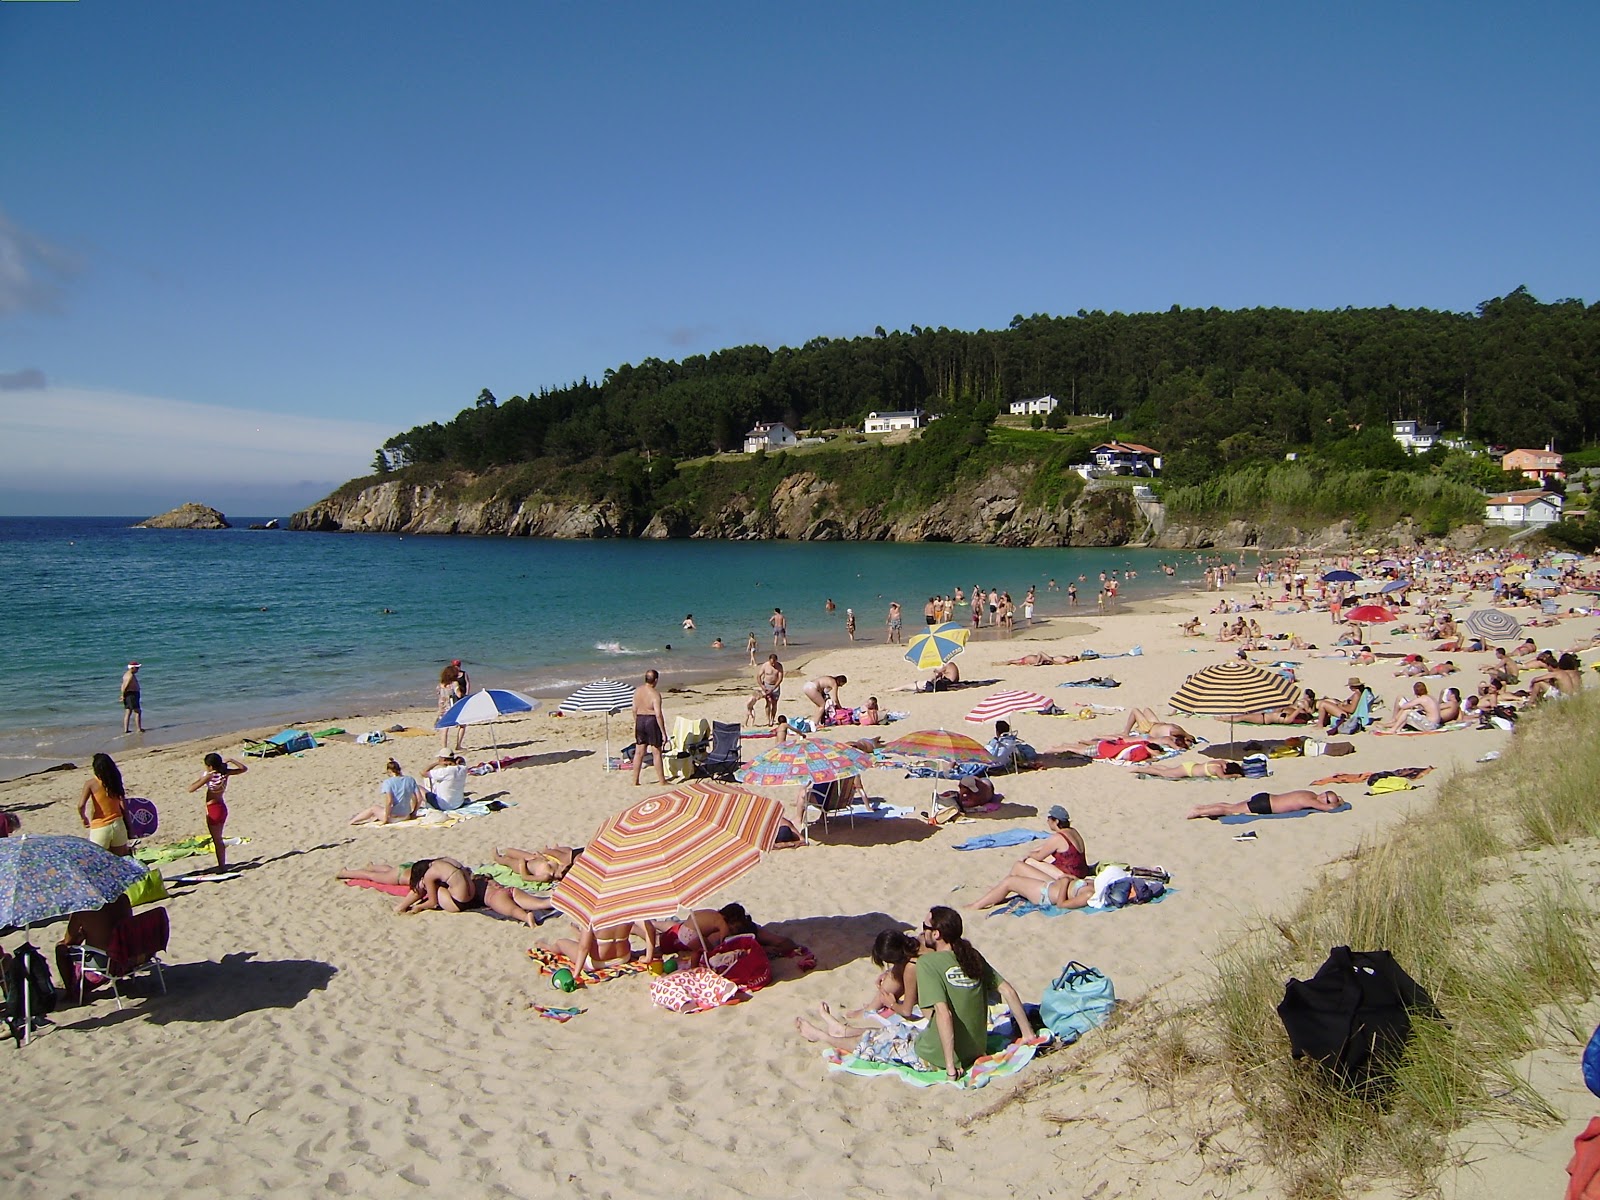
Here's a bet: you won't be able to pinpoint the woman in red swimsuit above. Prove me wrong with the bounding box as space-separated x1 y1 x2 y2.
187 752 247 868
967 804 1093 910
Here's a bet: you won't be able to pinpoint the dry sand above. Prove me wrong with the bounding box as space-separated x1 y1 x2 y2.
3 578 1595 1199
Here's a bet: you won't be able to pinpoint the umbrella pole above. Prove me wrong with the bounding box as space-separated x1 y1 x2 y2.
688 910 721 975
491 723 502 770
603 712 611 773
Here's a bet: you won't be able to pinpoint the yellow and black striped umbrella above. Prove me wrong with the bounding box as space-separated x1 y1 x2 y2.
550 785 782 930
1169 660 1300 718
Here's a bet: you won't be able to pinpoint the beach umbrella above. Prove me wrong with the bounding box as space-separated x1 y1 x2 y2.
880 729 992 764
735 738 876 787
1322 570 1362 583
1550 552 1581 563
903 624 970 670
1344 604 1398 625
0 834 152 930
435 688 541 767
963 689 1056 724
1525 576 1562 590
557 679 636 768
1502 564 1529 577
1379 579 1411 594
1374 559 1404 570
1169 660 1302 742
1465 610 1522 643
549 787 783 933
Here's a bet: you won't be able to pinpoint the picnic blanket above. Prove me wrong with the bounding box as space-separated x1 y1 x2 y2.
526 944 651 986
953 829 1053 850
823 1034 1046 1088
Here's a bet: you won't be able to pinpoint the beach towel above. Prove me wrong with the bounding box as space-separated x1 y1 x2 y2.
953 830 1053 850
1310 767 1434 786
343 878 412 897
1101 744 1184 766
822 802 918 821
989 887 1174 918
1058 677 1121 688
1079 646 1143 660
133 834 216 865
399 799 516 829
1216 805 1351 824
529 1004 583 1022
823 1034 1046 1088
474 863 554 893
526 945 651 986
903 761 989 781
1371 721 1473 737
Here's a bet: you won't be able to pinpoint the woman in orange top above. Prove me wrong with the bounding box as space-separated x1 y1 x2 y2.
79 752 131 855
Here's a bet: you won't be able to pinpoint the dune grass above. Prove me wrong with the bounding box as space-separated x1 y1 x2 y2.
1114 694 1600 1197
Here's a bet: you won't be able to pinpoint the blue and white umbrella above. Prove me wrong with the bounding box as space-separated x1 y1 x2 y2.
1379 579 1411 594
558 680 636 768
436 688 541 767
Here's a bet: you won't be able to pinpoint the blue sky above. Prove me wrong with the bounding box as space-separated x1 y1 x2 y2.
2 2 1596 514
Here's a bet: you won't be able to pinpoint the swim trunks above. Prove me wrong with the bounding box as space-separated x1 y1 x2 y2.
635 714 664 747
1247 793 1272 816
123 691 141 712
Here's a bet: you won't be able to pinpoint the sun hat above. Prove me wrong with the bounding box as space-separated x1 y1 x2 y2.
1346 676 1363 687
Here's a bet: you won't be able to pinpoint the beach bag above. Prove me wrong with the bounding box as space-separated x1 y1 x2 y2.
706 934 772 991
1368 775 1413 794
5 943 57 1041
649 966 739 1013
1276 946 1438 1094
124 868 169 907
1039 961 1115 1045
1585 1025 1600 1098
1103 877 1166 908
1241 754 1270 779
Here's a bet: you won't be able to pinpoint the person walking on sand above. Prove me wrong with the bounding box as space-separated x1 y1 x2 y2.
438 661 469 752
120 662 144 734
769 607 788 647
79 752 131 855
746 654 785 726
188 752 247 868
886 601 903 644
631 669 667 786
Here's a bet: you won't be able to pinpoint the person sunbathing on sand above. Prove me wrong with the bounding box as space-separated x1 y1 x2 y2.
1133 759 1245 780
1121 707 1197 747
966 805 1091 911
492 844 579 883
1003 652 1079 666
1187 789 1345 820
393 858 553 927
539 918 657 976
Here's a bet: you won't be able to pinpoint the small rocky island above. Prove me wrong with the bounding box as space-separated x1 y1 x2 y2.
135 503 231 530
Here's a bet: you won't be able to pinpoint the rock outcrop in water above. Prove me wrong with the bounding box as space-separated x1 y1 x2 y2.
136 503 231 530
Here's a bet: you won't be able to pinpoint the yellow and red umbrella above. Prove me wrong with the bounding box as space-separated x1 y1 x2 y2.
550 786 783 931
880 728 992 764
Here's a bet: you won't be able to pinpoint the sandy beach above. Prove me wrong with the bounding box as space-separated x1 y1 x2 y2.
4 571 1597 1199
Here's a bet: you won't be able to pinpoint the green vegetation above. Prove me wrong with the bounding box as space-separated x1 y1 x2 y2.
1164 462 1487 535
1113 696 1600 1198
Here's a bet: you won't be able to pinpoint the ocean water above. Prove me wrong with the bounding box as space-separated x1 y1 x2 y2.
0 517 1209 780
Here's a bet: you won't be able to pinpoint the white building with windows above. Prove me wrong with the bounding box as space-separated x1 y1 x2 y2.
1484 490 1563 527
1008 394 1059 416
743 422 799 453
1392 419 1441 454
863 410 925 434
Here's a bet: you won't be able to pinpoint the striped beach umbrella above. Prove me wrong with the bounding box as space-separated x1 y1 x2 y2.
735 738 876 787
904 623 970 670
963 689 1055 724
549 787 783 931
880 729 992 764
557 679 636 768
1464 609 1522 642
1344 604 1398 625
1169 660 1301 742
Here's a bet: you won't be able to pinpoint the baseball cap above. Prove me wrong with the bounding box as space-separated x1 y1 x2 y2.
1047 804 1070 823
452 659 462 666
127 662 141 669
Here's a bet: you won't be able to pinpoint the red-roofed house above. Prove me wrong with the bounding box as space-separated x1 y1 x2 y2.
1501 448 1565 484
1091 441 1162 476
1484 490 1563 527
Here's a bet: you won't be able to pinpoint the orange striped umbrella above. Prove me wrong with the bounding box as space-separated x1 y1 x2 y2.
549 786 783 930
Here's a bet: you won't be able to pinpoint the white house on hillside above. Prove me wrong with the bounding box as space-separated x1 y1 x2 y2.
1009 394 1059 416
743 422 799 453
1484 490 1563 527
1392 419 1441 454
863 410 925 434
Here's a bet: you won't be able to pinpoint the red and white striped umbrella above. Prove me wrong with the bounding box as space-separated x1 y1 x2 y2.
963 689 1055 724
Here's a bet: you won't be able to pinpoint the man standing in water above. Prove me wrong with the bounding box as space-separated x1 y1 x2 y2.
769 607 788 647
120 662 144 734
631 669 667 786
885 601 903 644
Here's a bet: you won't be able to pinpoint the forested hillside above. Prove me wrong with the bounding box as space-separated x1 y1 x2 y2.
375 288 1599 492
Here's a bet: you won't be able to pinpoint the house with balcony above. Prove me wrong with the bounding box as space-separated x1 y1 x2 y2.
1090 441 1162 476
1501 447 1565 484
1484 490 1563 527
1008 394 1059 417
1391 419 1441 454
743 421 799 453
862 409 925 434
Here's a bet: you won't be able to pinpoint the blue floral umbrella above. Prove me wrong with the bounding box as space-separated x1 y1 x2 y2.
0 834 151 930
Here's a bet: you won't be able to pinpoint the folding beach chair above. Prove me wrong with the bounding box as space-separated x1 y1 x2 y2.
1333 689 1376 735
695 721 743 781
66 907 169 1010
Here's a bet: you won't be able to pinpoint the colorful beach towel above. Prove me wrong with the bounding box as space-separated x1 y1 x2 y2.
1310 767 1434 786
529 1004 584 1022
134 834 215 865
824 1034 1046 1088
989 887 1174 918
526 944 651 986
474 863 553 893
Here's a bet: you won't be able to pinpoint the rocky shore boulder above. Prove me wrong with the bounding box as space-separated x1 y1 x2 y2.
135 503 230 530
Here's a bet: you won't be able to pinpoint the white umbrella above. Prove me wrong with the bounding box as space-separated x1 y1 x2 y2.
435 688 540 768
557 680 636 769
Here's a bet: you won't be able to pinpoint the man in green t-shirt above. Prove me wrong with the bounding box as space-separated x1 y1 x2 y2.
914 906 1033 1078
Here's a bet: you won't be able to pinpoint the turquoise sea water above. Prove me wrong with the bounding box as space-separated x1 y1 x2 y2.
0 517 1210 780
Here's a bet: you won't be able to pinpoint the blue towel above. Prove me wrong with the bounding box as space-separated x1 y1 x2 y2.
990 887 1174 917
953 829 1052 850
1217 803 1350 824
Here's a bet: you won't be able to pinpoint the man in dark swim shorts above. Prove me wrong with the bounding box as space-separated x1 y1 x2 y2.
1186 789 1346 821
631 669 667 786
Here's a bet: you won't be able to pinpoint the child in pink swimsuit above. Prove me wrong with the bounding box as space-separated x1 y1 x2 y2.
188 752 247 868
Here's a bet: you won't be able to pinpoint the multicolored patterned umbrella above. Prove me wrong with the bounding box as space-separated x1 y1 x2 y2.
735 738 876 787
549 787 783 930
963 689 1055 724
904 623 970 670
0 834 153 929
1343 604 1398 625
1464 610 1523 643
880 729 992 763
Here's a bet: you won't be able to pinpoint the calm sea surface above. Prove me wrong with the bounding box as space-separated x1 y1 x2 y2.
0 517 1213 780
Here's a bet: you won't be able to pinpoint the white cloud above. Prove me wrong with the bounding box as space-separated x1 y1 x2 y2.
0 385 393 504
0 210 81 317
